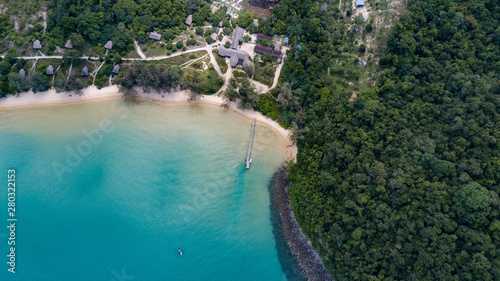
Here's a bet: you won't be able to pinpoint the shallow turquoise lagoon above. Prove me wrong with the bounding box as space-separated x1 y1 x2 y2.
0 100 288 281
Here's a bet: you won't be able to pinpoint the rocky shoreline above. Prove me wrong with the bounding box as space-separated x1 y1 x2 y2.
269 165 334 281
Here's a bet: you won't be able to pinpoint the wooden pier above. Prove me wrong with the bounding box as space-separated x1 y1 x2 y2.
245 118 256 169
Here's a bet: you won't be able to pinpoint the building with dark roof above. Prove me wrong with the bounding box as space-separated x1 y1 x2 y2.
185 15 193 26
81 67 89 76
257 33 272 41
46 65 54 75
232 26 245 49
65 40 73 49
112 65 120 74
33 40 42 50
218 47 250 67
104 40 113 50
149 31 161 41
255 44 273 55
272 50 281 58
249 0 281 9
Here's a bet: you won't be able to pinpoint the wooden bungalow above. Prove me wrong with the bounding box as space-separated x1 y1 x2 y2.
104 40 113 50
65 40 73 49
33 40 42 50
46 65 54 75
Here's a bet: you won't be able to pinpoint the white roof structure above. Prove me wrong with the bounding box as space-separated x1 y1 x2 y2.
185 15 193 26
104 40 113 50
33 40 42 49
149 31 161 41
46 65 54 75
81 67 89 76
112 64 120 74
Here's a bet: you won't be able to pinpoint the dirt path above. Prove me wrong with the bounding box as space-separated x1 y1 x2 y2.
134 40 147 59
66 63 72 82
215 63 233 96
92 61 105 85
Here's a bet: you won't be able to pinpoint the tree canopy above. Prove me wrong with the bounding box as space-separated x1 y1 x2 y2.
265 0 500 279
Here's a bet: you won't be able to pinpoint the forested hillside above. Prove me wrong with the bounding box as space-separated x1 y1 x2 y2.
268 0 500 279
46 0 220 54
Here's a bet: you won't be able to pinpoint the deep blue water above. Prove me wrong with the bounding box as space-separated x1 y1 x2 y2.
0 100 288 280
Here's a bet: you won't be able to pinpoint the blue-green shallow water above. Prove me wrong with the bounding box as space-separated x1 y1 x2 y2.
0 100 288 281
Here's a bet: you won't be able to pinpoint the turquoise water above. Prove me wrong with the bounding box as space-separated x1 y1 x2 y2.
0 100 288 281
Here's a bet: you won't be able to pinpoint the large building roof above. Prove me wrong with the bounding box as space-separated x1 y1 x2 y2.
149 31 161 41
257 33 272 41
232 26 245 49
255 44 273 55
218 47 250 67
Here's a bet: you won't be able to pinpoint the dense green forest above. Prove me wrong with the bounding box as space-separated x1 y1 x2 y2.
266 0 500 279
46 0 224 54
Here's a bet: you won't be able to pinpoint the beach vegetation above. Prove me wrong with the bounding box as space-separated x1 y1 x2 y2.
116 61 182 96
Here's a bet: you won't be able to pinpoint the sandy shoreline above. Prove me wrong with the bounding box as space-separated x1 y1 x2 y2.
0 86 297 161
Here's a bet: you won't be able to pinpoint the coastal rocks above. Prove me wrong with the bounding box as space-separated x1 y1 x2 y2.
269 166 334 281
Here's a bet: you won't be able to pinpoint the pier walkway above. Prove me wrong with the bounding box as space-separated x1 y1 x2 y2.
245 118 256 169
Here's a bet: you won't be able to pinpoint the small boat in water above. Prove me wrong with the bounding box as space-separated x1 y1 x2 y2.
178 248 183 256
249 158 253 163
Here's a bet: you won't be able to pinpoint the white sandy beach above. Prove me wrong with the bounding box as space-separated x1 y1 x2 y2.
0 86 297 160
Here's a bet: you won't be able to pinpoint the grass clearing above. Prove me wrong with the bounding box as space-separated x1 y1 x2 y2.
148 50 208 66
213 49 228 74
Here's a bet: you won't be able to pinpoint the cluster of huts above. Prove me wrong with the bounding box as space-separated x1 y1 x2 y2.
33 39 114 51
217 25 286 68
39 65 119 76
32 38 120 77
254 33 282 58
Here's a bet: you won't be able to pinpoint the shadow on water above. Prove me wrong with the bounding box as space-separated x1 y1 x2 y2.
227 163 247 278
268 165 307 281
228 163 246 234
